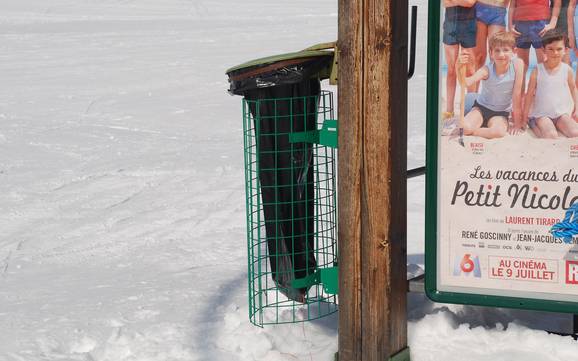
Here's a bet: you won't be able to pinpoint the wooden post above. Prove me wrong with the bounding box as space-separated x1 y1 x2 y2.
338 0 408 360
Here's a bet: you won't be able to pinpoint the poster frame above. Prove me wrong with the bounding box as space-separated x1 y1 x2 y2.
424 1 578 314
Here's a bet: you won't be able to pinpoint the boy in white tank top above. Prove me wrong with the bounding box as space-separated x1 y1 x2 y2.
523 29 578 138
458 31 524 138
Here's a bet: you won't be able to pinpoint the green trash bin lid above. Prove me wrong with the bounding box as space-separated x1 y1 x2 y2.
226 49 334 96
226 49 334 74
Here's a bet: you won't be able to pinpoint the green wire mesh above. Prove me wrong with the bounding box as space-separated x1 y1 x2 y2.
242 90 338 326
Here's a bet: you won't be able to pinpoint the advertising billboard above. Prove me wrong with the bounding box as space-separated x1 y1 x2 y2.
426 0 578 312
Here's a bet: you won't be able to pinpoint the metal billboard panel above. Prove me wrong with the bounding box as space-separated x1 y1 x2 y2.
426 1 578 313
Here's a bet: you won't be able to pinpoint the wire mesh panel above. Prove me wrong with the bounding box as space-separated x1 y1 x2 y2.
243 90 338 326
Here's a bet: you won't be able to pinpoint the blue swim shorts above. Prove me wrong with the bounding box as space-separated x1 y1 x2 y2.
443 18 477 48
514 20 548 49
475 3 507 27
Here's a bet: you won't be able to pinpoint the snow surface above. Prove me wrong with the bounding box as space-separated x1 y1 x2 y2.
0 0 577 360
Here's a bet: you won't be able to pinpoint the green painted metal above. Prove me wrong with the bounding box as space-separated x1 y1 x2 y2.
226 43 337 86
329 51 339 86
299 42 339 86
424 2 578 314
291 272 319 290
302 42 336 52
319 266 339 294
243 91 338 326
319 119 338 148
389 347 411 361
289 130 319 145
291 266 339 295
424 0 441 307
226 50 334 74
289 119 338 149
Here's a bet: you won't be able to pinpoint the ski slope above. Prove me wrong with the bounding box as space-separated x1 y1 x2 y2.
0 0 577 360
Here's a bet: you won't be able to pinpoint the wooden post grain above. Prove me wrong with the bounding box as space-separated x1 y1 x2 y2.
338 0 408 360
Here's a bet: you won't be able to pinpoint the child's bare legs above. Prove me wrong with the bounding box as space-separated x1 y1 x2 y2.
474 115 508 139
556 114 578 138
516 48 530 93
464 47 476 93
475 24 505 69
463 109 508 139
473 22 487 93
535 48 545 64
531 126 543 138
472 116 508 139
516 48 545 87
532 117 558 139
516 48 530 71
475 22 487 70
462 108 484 135
575 69 578 123
444 44 459 115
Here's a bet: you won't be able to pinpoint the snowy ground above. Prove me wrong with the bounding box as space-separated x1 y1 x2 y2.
1 1 578 360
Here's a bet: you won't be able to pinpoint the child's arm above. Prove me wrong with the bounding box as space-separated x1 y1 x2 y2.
510 58 526 134
540 0 561 36
457 53 488 88
444 0 476 8
509 0 521 36
444 0 476 7
570 0 577 50
567 66 578 119
458 0 476 6
574 61 578 87
522 69 538 125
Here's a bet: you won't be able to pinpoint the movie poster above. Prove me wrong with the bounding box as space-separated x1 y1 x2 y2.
437 0 578 302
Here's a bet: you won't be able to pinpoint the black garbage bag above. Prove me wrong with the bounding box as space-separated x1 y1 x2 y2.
227 53 333 302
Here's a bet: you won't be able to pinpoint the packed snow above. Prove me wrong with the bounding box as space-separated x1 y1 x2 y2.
0 0 577 360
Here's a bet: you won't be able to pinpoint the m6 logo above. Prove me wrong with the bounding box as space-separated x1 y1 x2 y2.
453 254 481 278
566 261 578 284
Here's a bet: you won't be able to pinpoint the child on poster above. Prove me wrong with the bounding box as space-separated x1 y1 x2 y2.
552 0 571 63
509 0 561 79
443 0 477 119
568 0 578 56
458 32 524 138
524 30 578 138
474 0 510 71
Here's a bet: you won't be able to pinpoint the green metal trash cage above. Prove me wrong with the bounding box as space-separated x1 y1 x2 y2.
227 47 339 326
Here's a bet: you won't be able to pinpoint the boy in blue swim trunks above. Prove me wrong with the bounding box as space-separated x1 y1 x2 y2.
509 0 561 82
443 0 477 119
475 1 510 71
458 32 525 138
